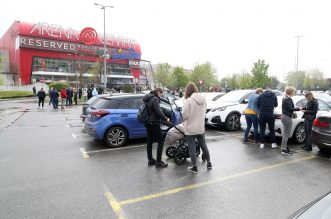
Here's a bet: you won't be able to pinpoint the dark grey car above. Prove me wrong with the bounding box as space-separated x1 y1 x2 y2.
312 111 331 151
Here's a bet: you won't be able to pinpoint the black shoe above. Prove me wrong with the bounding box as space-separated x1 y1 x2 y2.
207 162 212 170
188 166 198 174
148 159 156 166
301 146 312 151
155 161 168 168
243 140 248 144
281 148 293 156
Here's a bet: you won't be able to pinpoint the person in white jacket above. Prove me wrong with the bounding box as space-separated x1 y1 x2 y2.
182 82 212 174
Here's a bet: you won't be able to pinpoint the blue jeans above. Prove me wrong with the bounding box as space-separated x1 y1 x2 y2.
244 114 259 142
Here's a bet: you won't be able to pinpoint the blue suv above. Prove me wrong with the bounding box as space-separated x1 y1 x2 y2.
84 94 182 147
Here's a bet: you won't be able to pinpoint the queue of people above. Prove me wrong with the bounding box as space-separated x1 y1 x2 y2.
37 86 82 110
243 86 319 156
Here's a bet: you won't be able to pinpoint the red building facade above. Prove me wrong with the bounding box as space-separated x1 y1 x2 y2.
0 21 142 87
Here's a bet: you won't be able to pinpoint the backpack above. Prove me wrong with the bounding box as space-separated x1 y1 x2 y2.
137 103 149 124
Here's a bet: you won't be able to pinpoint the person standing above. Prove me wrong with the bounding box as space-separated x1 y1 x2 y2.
83 88 88 101
87 87 92 100
143 88 170 168
37 88 46 109
243 88 263 144
60 88 67 109
92 87 98 97
50 87 59 109
66 87 73 106
78 87 82 100
32 86 36 96
280 86 301 155
182 82 212 174
301 91 319 151
48 87 52 106
73 88 78 105
257 89 278 149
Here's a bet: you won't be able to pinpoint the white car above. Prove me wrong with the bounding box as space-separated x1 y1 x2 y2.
174 92 225 109
240 96 331 143
205 90 255 131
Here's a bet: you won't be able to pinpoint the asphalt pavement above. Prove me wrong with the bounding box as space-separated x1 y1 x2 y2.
0 98 330 219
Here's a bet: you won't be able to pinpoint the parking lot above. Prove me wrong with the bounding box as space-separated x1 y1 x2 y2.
1 98 331 219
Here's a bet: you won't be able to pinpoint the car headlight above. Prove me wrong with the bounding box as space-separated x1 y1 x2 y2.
211 106 227 112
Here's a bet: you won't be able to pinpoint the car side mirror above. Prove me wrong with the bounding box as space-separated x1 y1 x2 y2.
242 99 249 104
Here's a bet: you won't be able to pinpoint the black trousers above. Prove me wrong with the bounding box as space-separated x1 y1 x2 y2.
38 98 45 107
304 118 314 147
146 123 164 162
259 112 276 143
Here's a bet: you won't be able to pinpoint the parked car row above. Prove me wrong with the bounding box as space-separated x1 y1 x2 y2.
81 90 331 150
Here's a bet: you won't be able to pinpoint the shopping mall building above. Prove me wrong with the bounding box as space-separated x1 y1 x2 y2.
0 21 148 88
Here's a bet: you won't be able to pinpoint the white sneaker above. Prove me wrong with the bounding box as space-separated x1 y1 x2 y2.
260 144 265 149
271 143 278 149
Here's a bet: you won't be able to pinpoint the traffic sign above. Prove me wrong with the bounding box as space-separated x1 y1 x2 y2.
133 78 139 84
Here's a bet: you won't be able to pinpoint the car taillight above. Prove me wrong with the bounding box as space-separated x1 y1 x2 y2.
313 119 329 128
91 110 110 118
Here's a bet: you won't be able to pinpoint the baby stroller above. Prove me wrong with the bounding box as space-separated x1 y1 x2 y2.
165 123 203 165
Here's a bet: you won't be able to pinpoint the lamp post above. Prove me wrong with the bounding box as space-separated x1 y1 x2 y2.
94 3 114 89
294 35 304 72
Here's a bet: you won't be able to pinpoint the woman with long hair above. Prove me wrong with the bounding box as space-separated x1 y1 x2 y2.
301 91 319 151
182 82 212 174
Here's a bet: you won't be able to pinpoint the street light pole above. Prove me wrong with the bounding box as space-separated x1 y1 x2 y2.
94 3 114 89
295 35 303 72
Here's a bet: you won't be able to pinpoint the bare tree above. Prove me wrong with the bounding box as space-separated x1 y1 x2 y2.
8 63 20 85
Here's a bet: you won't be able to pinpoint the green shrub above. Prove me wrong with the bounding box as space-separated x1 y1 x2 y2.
48 81 69 91
0 91 34 99
122 85 134 93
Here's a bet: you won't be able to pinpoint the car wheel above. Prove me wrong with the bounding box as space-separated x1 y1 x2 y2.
105 126 128 147
226 113 241 131
293 123 306 143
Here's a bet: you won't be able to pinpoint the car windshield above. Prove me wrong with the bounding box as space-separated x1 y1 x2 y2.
217 90 252 103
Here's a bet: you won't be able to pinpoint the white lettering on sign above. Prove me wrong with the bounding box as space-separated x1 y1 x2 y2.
29 23 80 41
129 60 140 66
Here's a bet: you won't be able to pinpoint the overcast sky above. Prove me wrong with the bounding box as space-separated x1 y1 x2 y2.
1 0 331 80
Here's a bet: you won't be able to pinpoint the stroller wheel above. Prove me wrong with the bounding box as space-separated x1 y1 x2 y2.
166 146 177 158
174 152 187 165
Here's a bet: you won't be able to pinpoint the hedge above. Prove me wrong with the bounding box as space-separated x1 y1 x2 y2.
0 91 34 99
48 81 69 91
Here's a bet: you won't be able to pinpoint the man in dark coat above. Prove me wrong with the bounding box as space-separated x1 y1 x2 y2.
37 88 46 109
143 88 170 168
50 88 59 109
66 87 73 106
257 89 278 149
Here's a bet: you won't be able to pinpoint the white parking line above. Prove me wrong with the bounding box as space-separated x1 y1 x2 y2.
72 133 77 139
79 147 90 159
87 144 146 154
206 129 231 135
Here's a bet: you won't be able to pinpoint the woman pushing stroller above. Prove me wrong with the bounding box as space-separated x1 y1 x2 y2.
182 82 212 174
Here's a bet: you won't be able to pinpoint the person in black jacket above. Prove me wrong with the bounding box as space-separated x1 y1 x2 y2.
257 89 278 149
143 88 170 168
301 91 319 151
281 86 301 155
37 88 46 109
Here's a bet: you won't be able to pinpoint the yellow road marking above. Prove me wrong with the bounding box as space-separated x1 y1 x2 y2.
118 155 316 206
79 147 90 159
104 192 126 219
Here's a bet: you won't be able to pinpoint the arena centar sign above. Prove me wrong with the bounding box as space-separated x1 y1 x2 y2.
28 22 138 49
